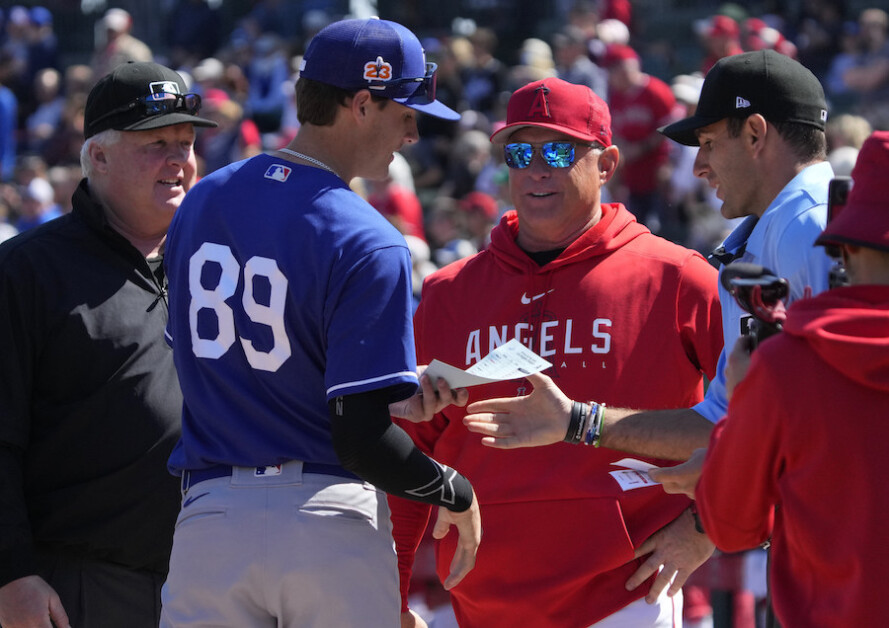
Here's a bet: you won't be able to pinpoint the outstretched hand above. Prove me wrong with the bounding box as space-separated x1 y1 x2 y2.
462 372 571 448
390 371 469 423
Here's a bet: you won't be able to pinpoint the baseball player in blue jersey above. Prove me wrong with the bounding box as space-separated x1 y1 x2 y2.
159 18 480 628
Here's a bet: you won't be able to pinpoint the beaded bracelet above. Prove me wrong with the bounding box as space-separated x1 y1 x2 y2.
582 402 607 447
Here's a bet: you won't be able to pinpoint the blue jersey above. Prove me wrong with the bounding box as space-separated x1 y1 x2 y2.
165 155 419 472
694 161 834 422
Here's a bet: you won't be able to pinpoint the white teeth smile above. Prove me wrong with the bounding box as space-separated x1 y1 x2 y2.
160 179 180 185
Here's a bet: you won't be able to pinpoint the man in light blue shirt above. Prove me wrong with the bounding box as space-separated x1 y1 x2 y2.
692 161 833 423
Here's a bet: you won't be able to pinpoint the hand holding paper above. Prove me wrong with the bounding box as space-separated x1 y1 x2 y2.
423 338 553 388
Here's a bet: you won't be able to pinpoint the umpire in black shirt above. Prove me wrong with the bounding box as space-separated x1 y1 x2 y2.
0 62 215 627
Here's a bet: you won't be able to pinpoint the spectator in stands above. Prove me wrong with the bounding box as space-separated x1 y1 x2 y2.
193 88 260 175
14 174 60 231
461 26 507 118
842 8 889 130
553 24 608 98
165 0 222 69
603 43 678 237
243 33 289 141
697 15 744 74
24 67 64 155
0 66 16 181
796 0 847 82
458 190 498 251
91 8 153 80
365 160 427 243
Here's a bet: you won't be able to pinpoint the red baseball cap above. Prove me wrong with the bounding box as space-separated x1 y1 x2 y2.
705 15 740 38
489 77 612 147
459 191 498 219
816 131 889 253
601 43 639 68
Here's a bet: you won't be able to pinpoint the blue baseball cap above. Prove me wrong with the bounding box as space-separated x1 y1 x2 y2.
299 17 460 121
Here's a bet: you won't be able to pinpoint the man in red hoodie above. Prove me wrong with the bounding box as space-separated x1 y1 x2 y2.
693 131 889 627
391 77 723 627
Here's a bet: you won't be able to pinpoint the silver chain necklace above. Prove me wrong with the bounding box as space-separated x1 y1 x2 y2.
278 148 339 177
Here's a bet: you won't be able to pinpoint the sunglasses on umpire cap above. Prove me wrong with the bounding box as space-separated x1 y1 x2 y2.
503 141 597 169
89 91 203 127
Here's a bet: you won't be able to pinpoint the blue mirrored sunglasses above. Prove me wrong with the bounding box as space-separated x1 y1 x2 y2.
368 62 437 104
91 92 202 126
503 141 595 169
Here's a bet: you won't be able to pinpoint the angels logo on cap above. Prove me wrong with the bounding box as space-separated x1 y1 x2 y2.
527 85 552 119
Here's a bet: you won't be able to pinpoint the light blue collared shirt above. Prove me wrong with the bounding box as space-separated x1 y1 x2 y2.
694 161 835 422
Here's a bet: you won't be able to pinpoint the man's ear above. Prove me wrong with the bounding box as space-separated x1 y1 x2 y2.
349 89 374 121
88 141 110 173
745 113 768 152
598 145 620 184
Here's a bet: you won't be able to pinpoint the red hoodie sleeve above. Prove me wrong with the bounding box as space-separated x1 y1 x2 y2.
388 494 433 612
696 349 781 551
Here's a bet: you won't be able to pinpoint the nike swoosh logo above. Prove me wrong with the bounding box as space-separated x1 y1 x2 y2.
521 289 554 305
183 491 209 508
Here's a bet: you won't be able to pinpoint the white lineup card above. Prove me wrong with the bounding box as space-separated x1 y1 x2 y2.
609 458 661 491
423 338 552 389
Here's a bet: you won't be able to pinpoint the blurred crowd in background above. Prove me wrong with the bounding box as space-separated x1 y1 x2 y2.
0 1 885 626
1 1 886 302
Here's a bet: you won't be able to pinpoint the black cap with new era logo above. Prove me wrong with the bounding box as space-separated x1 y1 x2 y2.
659 50 828 146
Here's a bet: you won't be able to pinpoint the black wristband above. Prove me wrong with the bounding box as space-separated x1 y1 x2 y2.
564 401 584 444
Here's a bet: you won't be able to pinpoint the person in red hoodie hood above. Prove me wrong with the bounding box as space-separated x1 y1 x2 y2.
693 130 889 627
391 77 723 627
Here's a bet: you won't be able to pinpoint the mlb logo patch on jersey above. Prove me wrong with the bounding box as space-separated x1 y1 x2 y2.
264 164 292 182
255 465 283 477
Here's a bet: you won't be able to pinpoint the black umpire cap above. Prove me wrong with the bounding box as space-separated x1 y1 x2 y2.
659 50 828 147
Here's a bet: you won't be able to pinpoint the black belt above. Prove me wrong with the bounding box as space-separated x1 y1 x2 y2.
182 462 359 488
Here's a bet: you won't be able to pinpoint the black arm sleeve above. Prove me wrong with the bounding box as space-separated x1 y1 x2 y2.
329 389 473 512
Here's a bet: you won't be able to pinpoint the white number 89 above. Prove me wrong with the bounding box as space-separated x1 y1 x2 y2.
188 242 291 372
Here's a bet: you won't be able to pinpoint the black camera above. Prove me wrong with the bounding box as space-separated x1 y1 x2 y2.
720 262 789 349
826 176 852 288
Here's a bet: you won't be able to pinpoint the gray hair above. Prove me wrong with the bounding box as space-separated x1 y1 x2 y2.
80 129 123 178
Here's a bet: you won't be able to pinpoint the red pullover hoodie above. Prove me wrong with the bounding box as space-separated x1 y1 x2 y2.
392 204 723 627
698 285 889 627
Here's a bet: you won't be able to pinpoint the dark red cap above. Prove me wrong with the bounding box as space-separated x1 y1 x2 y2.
817 131 889 253
706 15 740 38
459 191 498 219
601 43 639 68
